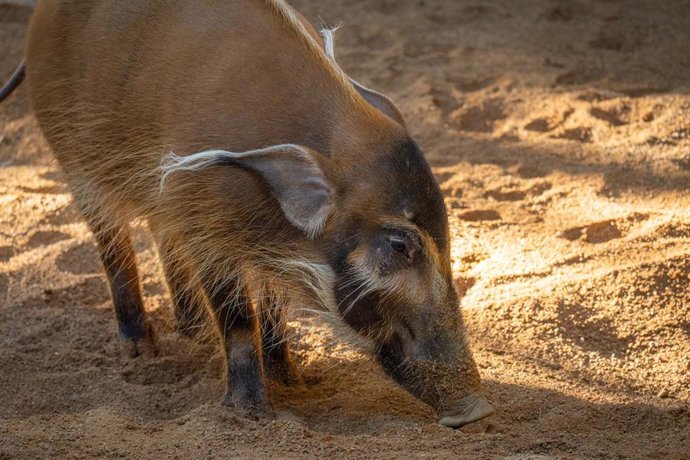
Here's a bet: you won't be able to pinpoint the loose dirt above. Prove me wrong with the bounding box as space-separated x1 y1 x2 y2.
1 1 688 458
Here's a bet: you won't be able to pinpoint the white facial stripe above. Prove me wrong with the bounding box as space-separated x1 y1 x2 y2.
347 246 431 309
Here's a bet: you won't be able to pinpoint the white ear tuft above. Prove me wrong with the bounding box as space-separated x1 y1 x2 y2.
320 25 405 127
320 26 340 61
159 149 232 192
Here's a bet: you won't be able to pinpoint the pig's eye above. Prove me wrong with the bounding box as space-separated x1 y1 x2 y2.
389 237 407 254
386 231 421 263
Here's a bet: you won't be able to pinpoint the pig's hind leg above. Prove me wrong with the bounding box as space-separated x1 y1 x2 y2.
88 217 157 357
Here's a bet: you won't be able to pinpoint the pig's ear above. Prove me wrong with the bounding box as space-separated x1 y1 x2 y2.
349 79 406 127
320 27 406 127
160 144 333 238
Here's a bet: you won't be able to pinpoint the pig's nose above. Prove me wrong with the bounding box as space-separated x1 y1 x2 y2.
437 391 494 428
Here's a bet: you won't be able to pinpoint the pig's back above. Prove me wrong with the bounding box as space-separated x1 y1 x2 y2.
26 0 373 210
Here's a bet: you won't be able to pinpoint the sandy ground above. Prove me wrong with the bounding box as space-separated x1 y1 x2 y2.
1 1 689 458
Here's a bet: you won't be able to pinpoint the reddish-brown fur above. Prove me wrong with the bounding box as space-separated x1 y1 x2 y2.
24 0 493 427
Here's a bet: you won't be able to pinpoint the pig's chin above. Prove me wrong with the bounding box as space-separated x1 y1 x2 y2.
376 339 494 429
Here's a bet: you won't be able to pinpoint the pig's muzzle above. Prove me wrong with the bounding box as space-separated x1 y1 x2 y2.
437 391 494 428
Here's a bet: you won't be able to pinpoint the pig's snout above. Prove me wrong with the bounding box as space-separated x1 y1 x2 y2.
378 323 494 429
437 391 494 428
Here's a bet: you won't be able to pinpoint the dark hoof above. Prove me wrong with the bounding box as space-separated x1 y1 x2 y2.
221 393 273 419
120 321 158 358
123 336 158 358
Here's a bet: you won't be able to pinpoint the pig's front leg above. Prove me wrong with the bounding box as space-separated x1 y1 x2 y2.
201 274 268 414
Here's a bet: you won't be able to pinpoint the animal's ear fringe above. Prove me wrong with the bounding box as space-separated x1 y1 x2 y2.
159 149 234 193
320 25 341 61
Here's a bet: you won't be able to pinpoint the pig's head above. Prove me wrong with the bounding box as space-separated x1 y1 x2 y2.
317 138 494 428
